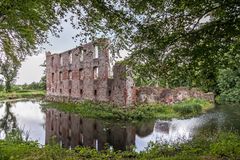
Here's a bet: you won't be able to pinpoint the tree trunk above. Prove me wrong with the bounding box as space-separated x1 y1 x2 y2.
5 80 11 92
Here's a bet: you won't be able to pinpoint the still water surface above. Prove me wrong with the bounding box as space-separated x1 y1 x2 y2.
0 100 239 151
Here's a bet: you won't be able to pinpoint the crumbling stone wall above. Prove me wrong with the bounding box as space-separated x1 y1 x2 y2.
136 87 214 105
46 39 214 106
111 63 136 106
46 39 136 106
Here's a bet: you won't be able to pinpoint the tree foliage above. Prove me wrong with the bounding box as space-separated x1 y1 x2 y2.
0 0 134 62
0 79 3 91
0 57 20 92
124 0 240 92
217 68 240 103
69 0 240 93
0 0 75 62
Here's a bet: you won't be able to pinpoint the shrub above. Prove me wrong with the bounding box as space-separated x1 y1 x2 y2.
217 68 240 103
0 84 4 91
1 130 239 159
210 132 240 159
173 104 202 115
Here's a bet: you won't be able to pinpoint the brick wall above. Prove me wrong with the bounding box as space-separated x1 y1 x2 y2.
46 39 135 106
111 63 136 106
136 87 214 104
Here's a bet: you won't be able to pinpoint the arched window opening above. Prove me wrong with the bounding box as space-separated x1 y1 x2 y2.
69 52 72 64
59 72 62 81
79 69 83 80
51 57 54 67
52 73 54 83
93 67 98 80
94 45 99 59
68 70 72 80
60 54 63 66
80 49 83 61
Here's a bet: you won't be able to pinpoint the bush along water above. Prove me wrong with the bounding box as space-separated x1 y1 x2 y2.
42 99 213 122
173 104 202 115
0 90 45 101
217 68 240 104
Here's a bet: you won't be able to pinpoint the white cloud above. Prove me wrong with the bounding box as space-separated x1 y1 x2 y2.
16 16 130 84
16 18 79 84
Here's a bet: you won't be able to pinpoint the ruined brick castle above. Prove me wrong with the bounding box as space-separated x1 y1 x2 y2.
46 39 136 106
46 39 214 106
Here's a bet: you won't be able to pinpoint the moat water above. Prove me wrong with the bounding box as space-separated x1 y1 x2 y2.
0 100 239 152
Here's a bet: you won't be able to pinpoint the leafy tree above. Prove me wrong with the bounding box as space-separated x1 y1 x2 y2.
0 79 4 91
39 75 46 90
0 57 20 92
39 61 46 90
217 68 240 103
122 0 240 92
0 0 77 62
0 0 133 62
78 0 240 93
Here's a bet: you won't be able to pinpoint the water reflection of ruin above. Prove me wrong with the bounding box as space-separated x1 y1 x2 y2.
45 109 155 150
46 108 229 151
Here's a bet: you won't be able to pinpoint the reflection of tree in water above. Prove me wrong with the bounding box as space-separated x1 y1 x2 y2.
135 121 154 137
195 105 240 136
218 104 240 132
0 102 17 136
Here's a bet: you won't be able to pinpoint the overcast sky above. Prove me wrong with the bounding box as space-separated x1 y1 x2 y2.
16 16 128 85
16 19 80 84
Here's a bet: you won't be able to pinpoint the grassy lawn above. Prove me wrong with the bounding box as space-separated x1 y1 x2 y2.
0 90 45 101
0 131 239 160
42 99 214 122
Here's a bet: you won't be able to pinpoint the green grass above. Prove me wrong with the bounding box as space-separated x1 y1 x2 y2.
0 90 45 101
0 131 239 160
42 99 214 122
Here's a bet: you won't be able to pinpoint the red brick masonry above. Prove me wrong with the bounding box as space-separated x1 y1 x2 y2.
46 39 214 107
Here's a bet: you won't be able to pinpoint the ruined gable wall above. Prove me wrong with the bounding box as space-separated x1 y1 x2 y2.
81 40 110 102
46 39 113 103
111 63 136 106
46 52 61 96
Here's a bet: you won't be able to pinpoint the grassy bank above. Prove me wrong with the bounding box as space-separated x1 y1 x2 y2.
0 90 45 101
0 131 239 160
42 99 213 121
